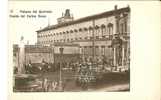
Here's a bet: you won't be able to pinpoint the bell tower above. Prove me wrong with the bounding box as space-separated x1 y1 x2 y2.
57 9 74 24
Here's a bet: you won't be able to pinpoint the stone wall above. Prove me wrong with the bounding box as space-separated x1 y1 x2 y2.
13 44 80 66
25 52 53 64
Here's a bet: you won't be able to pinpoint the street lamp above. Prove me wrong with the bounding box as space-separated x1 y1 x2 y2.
59 46 64 91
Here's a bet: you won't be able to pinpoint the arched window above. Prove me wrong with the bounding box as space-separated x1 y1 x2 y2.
89 26 93 39
83 27 88 39
95 25 100 38
60 32 62 35
78 28 83 40
84 27 88 31
107 23 113 35
70 30 74 40
101 24 106 37
119 17 128 35
74 29 78 40
79 28 82 32
120 18 128 35
66 31 69 33
62 32 65 41
74 29 78 32
120 23 124 34
66 31 69 40
89 26 93 30
70 30 73 33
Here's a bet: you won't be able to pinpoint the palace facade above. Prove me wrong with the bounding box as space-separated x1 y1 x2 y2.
36 5 130 68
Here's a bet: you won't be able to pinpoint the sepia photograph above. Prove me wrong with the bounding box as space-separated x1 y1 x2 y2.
10 2 130 92
5 0 161 100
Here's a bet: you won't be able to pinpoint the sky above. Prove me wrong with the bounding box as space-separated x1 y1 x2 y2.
9 1 129 45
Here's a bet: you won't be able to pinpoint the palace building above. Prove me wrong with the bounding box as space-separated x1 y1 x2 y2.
36 5 130 69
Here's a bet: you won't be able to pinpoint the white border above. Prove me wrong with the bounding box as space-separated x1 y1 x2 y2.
0 0 8 100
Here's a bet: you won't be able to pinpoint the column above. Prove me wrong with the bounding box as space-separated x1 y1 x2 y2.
98 28 102 38
18 41 25 74
87 46 90 56
87 29 90 39
122 46 125 67
102 46 105 56
82 47 84 58
98 46 101 57
79 47 81 55
113 47 116 67
127 41 130 67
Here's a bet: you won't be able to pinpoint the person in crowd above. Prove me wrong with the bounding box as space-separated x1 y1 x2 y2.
27 60 32 74
51 81 58 91
47 64 51 72
41 59 47 74
38 66 42 73
42 78 48 92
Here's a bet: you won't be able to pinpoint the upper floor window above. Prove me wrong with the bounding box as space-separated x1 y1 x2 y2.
79 28 82 32
60 32 62 35
101 25 106 36
66 31 69 34
74 29 78 32
107 23 113 35
124 19 127 34
89 26 93 37
120 23 124 34
70 30 73 33
84 27 88 31
95 25 100 36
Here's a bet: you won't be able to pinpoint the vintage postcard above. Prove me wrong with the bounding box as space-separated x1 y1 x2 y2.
8 0 160 100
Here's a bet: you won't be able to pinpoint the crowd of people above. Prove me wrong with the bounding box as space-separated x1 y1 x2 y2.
14 55 130 91
20 56 110 90
22 55 114 74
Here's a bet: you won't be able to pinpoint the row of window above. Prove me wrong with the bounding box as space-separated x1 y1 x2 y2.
37 35 113 44
38 19 128 44
79 45 111 56
37 23 114 38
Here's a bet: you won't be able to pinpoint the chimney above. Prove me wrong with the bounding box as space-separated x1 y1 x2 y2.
114 5 117 10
